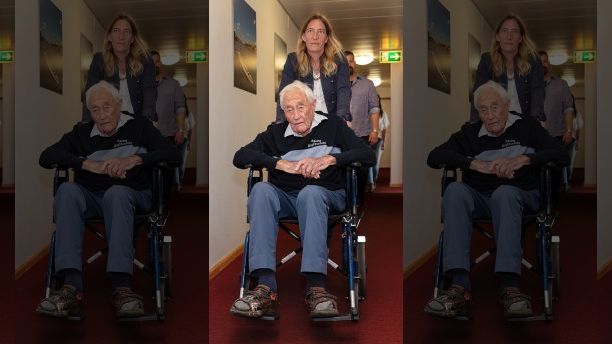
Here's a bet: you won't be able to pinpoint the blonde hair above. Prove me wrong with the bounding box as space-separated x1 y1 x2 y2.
296 14 344 78
490 14 538 77
101 14 150 78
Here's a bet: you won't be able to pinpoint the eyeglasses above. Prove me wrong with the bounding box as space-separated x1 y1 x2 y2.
304 28 327 37
284 104 308 115
111 27 132 36
500 28 520 35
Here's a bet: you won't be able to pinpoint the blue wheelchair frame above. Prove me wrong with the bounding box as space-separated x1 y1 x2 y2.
238 164 366 321
43 164 172 321
432 163 560 321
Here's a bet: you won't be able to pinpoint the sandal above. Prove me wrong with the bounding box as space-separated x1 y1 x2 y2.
424 285 467 318
112 287 144 318
36 285 84 318
305 287 338 318
230 284 278 318
500 287 532 318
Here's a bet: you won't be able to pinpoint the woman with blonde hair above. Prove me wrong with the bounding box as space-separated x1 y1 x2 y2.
276 14 350 122
470 14 544 122
82 14 156 122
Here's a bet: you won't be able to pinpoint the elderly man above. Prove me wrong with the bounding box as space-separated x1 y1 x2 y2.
36 81 180 319
424 81 568 319
230 80 375 319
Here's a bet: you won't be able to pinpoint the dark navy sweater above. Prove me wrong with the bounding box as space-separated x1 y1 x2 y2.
427 114 569 192
234 114 375 192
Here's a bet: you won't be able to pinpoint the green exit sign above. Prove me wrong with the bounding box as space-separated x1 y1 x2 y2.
574 50 596 63
0 50 14 63
380 50 402 63
186 50 208 63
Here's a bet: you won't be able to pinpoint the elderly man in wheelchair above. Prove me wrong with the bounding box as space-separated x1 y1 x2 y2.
36 81 180 319
424 81 569 319
230 80 375 319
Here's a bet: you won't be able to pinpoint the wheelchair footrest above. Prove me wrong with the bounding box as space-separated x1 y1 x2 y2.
117 313 165 322
506 313 551 322
311 313 358 322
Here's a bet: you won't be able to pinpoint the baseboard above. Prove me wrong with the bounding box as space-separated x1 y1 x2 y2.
209 244 244 281
403 244 438 279
597 259 612 280
15 244 50 280
389 183 403 188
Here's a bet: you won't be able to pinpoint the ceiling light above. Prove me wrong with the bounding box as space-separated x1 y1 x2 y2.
368 76 382 87
354 53 374 65
161 51 181 65
548 51 568 65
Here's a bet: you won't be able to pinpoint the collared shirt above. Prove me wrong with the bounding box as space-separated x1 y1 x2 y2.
478 113 520 137
90 113 133 137
543 76 574 137
349 76 380 137
284 113 327 137
155 76 187 137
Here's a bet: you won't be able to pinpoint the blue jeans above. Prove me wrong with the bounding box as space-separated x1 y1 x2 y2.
247 182 346 275
441 182 539 275
53 182 152 274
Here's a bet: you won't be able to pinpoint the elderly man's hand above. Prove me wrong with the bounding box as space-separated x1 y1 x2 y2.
275 160 301 174
295 156 336 179
82 160 108 174
469 159 494 174
490 155 530 179
103 156 143 179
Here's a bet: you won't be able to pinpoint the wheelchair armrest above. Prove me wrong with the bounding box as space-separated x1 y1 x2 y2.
247 166 265 197
53 166 71 197
440 165 458 197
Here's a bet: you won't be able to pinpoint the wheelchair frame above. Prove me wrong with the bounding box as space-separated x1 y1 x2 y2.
238 164 366 321
43 164 172 321
432 164 560 321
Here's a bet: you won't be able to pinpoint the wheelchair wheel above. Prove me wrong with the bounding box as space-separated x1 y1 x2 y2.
356 239 367 298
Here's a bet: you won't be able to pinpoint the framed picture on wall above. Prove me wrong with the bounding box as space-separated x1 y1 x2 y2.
274 33 287 102
467 33 481 100
39 0 63 94
233 0 257 94
427 0 451 94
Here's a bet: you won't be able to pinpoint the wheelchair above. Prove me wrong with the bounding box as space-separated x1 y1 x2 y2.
238 164 367 321
431 163 560 321
42 163 172 321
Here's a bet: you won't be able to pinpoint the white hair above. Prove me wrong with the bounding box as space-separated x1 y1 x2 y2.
85 80 122 107
279 80 316 110
473 80 510 108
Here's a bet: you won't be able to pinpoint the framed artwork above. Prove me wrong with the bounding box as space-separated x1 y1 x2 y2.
427 0 451 94
233 0 257 94
39 0 63 94
273 33 287 102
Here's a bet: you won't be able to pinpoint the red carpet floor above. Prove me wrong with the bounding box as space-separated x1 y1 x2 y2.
1 193 15 344
404 192 601 343
14 192 208 344
209 191 404 344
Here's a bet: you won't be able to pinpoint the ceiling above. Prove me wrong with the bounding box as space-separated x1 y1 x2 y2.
84 0 209 89
472 0 597 89
279 0 403 88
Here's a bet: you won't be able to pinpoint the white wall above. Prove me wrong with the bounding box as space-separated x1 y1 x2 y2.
2 63 15 184
15 0 104 269
403 0 492 268
597 0 612 271
209 0 298 268
196 62 209 185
